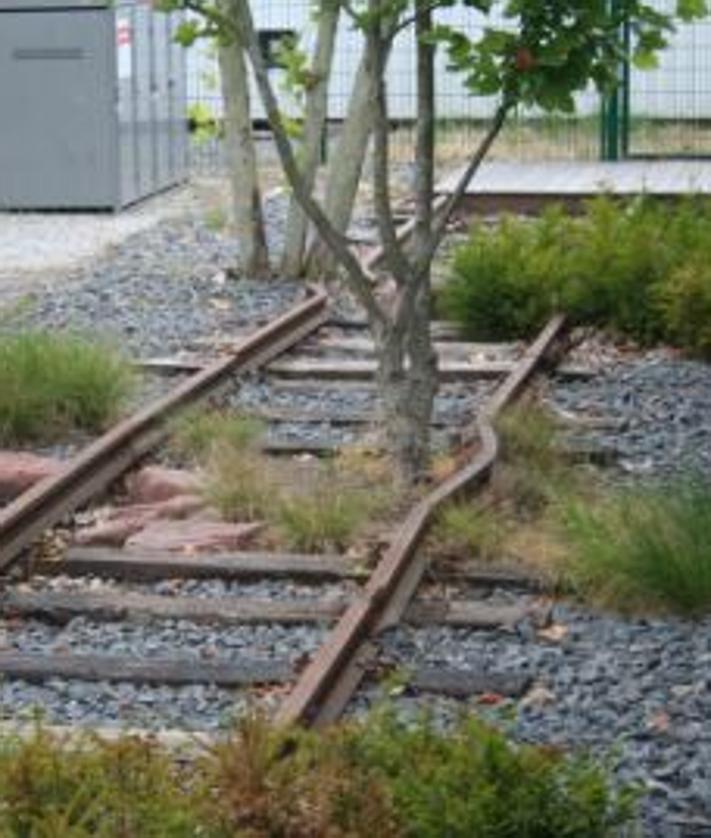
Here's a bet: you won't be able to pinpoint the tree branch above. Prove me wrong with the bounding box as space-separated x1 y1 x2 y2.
388 0 445 40
368 9 413 285
392 101 512 336
425 100 512 263
412 0 435 268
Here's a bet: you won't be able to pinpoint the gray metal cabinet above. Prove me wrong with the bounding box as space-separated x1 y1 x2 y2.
0 0 188 210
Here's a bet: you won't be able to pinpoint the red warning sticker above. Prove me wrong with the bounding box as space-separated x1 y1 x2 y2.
117 21 132 47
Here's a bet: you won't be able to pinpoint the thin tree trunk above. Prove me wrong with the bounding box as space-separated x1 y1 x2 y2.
281 0 340 277
306 44 382 278
400 1 438 480
218 6 270 278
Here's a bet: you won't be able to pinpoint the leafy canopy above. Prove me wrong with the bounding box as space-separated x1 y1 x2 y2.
161 0 707 114
424 0 708 113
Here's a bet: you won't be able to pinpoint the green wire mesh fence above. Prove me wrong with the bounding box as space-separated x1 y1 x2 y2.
186 0 711 172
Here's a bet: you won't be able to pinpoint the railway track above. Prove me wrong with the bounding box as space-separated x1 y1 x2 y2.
0 283 572 734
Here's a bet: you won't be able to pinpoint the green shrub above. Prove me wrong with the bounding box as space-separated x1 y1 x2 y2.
0 728 202 836
655 259 711 357
0 332 133 444
562 480 711 614
442 210 566 340
0 715 636 837
357 711 638 838
439 195 711 351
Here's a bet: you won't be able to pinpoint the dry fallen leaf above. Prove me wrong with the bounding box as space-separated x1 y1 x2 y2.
477 692 506 706
647 710 671 734
538 622 569 643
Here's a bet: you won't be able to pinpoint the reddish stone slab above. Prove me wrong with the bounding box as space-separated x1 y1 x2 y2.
74 495 207 547
0 451 63 503
125 466 201 504
125 519 263 553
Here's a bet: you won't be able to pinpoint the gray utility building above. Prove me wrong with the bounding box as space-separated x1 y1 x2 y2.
0 0 188 210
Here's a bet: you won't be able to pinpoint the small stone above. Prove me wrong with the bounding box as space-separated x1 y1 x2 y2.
520 684 556 710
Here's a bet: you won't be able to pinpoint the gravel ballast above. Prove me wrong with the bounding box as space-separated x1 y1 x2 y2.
0 613 327 731
359 603 711 838
0 193 301 358
549 352 711 480
346 350 711 837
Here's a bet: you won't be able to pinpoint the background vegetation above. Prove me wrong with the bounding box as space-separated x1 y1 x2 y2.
439 196 711 355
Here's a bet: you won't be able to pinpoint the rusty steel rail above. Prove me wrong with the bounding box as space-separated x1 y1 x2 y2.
276 313 567 728
0 290 329 572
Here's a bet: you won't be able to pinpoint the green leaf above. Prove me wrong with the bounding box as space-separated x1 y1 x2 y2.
677 0 708 20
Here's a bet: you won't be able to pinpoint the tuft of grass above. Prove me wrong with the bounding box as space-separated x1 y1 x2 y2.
0 332 133 444
170 409 264 463
561 480 711 615
494 404 573 516
432 501 508 561
204 443 276 523
204 205 229 232
277 476 380 552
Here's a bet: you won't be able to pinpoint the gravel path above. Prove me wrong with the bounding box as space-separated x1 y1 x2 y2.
3 617 326 662
0 186 302 358
23 574 357 603
0 186 194 277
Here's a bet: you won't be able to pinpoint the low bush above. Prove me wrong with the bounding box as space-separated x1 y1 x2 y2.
0 728 201 836
0 714 638 837
0 332 133 444
561 480 711 614
359 710 638 838
439 196 711 354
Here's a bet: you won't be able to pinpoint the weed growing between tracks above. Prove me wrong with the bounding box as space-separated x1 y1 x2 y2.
0 332 134 445
168 409 393 552
433 403 711 616
0 713 637 837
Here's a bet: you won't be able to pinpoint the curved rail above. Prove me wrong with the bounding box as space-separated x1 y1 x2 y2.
0 290 329 572
276 313 567 728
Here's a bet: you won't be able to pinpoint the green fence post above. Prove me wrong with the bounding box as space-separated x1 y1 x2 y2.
600 0 626 160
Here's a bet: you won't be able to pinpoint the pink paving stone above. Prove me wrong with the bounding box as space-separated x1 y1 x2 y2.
74 515 151 548
125 466 201 504
125 520 263 553
0 450 63 502
74 495 206 547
